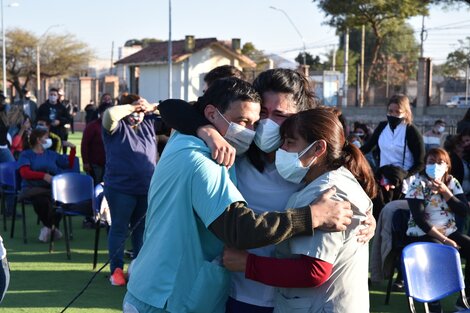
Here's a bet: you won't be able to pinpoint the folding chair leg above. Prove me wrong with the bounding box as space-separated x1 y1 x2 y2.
10 200 16 239
21 200 27 244
63 216 71 260
93 221 100 270
68 216 73 240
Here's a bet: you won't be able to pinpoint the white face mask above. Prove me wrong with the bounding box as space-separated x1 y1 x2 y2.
42 138 53 150
437 126 445 133
217 110 255 155
254 119 282 153
425 163 447 180
49 95 58 103
275 142 316 184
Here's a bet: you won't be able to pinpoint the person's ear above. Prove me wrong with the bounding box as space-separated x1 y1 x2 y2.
203 104 218 123
312 140 327 158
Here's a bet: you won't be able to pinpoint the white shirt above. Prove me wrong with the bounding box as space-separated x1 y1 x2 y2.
378 123 413 170
274 167 371 313
230 155 302 308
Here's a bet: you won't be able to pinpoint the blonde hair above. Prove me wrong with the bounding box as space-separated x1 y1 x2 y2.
388 94 412 124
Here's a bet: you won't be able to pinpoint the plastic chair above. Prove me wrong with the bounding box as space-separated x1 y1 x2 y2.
0 161 30 244
402 242 470 313
385 208 410 304
51 172 100 269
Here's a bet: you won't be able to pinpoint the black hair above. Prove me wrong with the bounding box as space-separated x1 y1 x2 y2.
195 77 260 114
252 68 318 112
49 88 59 93
204 65 246 88
23 127 48 150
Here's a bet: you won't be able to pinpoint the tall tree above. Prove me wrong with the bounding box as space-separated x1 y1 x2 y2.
441 37 470 78
2 28 93 97
241 42 268 71
312 0 427 97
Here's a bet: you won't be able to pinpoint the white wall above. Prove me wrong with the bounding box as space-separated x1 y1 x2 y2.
138 46 245 103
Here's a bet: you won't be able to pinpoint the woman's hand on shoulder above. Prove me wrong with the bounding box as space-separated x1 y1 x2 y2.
197 125 235 168
62 141 76 149
356 210 376 243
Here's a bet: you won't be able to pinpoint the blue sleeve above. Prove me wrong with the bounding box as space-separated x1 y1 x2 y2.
17 150 32 169
191 157 244 227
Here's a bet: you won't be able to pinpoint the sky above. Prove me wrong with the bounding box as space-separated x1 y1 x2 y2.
3 0 470 65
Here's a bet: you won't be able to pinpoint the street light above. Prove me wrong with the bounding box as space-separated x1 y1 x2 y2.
36 24 62 103
1 0 19 98
269 6 306 66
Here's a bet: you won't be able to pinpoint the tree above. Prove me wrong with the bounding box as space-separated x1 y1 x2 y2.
241 42 268 71
441 37 470 78
125 38 162 48
312 0 427 97
294 52 324 71
2 28 93 98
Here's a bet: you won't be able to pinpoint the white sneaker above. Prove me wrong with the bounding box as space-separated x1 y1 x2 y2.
53 228 63 240
38 227 51 243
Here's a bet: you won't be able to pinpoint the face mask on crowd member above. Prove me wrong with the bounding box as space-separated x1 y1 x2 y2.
275 141 317 184
49 94 58 104
254 118 282 153
41 138 53 150
217 109 256 155
125 112 144 127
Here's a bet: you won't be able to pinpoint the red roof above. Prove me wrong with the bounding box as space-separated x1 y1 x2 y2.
116 38 243 65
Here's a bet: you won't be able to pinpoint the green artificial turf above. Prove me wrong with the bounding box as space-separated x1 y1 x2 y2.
0 131 463 312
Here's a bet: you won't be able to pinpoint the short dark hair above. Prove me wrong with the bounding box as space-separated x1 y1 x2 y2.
49 88 59 93
204 65 246 88
120 93 140 105
434 119 445 125
195 77 260 114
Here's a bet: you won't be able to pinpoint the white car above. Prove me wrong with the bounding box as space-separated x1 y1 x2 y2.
446 96 470 108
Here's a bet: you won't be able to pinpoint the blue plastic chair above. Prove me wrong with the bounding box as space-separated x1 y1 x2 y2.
51 172 100 269
0 161 29 243
401 242 470 313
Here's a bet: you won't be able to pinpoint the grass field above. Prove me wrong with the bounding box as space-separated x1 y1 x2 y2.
0 132 462 312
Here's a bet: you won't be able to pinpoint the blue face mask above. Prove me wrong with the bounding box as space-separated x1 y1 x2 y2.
425 163 447 180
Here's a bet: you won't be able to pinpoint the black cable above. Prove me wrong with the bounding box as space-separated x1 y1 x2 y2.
59 213 147 313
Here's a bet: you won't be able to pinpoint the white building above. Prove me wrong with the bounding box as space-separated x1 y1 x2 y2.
115 36 256 103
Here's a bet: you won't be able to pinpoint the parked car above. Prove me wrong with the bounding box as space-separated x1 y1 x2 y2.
445 95 470 108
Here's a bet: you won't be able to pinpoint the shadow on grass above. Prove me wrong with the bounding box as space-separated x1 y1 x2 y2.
3 269 126 310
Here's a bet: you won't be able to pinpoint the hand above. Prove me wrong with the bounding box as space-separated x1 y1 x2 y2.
197 125 236 168
43 174 52 184
222 246 249 272
83 163 92 173
310 187 353 231
443 237 460 249
52 120 60 126
430 179 450 195
62 141 76 149
21 119 31 130
356 210 376 243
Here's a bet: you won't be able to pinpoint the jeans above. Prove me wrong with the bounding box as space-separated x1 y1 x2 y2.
104 186 147 273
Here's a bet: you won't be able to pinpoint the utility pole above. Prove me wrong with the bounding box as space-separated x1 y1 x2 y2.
342 28 349 108
332 46 336 71
168 0 172 99
420 15 426 58
466 61 469 106
360 25 365 107
386 57 390 98
109 41 114 75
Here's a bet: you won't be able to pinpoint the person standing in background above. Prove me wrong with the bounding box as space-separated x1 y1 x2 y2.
37 88 71 154
12 89 37 125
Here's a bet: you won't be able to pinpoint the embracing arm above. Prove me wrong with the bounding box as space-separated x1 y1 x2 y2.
158 99 210 136
407 199 432 234
447 193 469 217
209 187 352 249
245 254 332 288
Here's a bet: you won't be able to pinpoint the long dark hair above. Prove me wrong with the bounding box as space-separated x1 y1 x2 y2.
248 68 320 172
280 107 378 199
23 128 48 150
